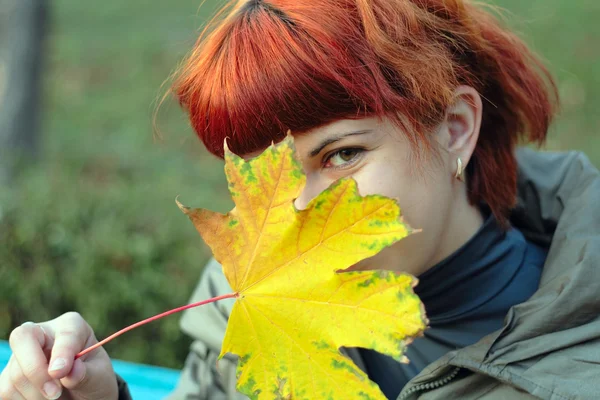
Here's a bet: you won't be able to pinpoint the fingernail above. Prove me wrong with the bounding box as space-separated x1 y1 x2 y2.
43 380 62 399
49 358 66 372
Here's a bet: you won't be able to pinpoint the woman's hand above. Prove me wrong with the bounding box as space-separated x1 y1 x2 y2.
0 313 118 400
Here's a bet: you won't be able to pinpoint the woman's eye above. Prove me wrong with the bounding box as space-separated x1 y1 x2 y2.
323 148 363 169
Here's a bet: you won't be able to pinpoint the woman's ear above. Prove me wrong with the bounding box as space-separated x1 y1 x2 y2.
440 85 483 168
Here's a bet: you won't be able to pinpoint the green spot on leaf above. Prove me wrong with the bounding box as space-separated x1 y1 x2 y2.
365 241 379 251
358 278 375 288
331 359 364 380
396 290 405 301
314 199 326 210
238 376 261 400
358 391 377 400
312 340 331 350
291 166 303 180
240 161 257 183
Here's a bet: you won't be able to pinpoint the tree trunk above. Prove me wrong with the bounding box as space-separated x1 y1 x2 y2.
0 0 48 183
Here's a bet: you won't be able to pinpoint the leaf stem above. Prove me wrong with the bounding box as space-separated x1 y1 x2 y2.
75 292 238 359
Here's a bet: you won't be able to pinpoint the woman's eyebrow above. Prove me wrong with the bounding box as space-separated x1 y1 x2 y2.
308 129 373 157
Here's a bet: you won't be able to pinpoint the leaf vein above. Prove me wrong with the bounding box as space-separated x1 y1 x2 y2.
242 202 394 293
240 155 287 289
243 300 368 393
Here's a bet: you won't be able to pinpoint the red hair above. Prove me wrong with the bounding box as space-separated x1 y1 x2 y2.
172 0 558 223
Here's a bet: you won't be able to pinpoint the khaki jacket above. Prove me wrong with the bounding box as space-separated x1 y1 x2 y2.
157 149 600 400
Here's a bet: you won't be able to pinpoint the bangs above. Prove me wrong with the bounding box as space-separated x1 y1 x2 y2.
173 0 395 158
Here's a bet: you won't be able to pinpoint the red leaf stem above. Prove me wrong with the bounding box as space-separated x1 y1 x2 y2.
75 292 238 359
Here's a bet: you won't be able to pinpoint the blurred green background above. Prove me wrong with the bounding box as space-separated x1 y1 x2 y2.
0 0 598 369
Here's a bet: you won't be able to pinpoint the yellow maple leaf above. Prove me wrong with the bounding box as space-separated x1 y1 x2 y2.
178 135 427 400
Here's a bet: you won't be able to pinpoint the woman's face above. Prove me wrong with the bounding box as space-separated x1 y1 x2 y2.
241 88 483 276
288 99 485 275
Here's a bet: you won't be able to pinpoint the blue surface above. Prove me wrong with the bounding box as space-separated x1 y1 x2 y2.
0 340 181 399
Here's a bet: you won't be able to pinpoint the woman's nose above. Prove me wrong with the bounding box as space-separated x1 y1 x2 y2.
293 176 329 210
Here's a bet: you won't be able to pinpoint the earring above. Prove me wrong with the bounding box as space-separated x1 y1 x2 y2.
455 157 464 180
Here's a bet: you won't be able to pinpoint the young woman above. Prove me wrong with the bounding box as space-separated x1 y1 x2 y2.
2 0 599 399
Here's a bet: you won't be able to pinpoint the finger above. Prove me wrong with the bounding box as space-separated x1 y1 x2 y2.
9 322 61 399
11 391 28 400
47 312 92 381
0 357 22 400
0 364 27 400
35 323 55 360
9 391 28 400
8 357 50 400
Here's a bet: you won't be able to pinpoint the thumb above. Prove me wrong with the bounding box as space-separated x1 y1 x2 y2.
60 352 117 397
59 357 87 390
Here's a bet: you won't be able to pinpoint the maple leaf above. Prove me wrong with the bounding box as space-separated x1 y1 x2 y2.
177 135 427 400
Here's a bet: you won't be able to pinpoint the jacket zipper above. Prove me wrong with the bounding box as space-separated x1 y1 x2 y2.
397 367 462 400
